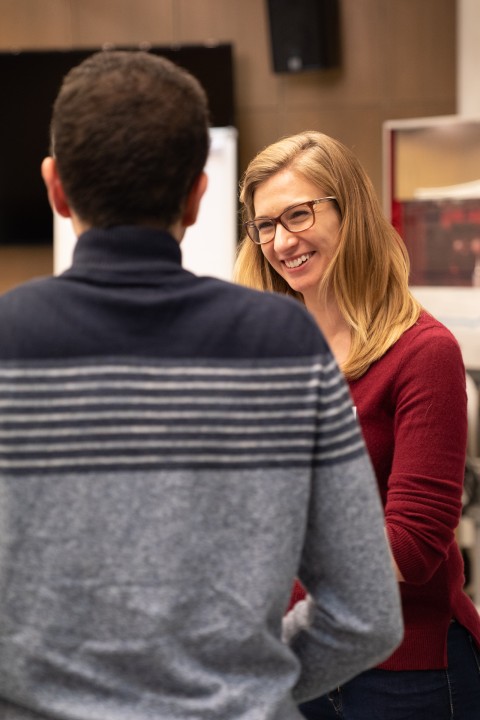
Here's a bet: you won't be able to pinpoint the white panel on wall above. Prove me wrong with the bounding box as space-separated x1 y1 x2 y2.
411 287 480 371
54 127 238 282
458 0 480 116
180 127 238 281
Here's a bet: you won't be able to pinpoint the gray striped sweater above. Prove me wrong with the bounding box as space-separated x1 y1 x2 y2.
0 227 402 720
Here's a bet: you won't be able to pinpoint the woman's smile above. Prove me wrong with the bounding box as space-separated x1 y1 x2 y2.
283 251 316 270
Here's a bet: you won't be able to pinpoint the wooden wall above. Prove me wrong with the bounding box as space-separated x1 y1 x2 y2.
0 0 457 290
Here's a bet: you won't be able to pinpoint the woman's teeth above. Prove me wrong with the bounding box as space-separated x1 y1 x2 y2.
284 253 313 269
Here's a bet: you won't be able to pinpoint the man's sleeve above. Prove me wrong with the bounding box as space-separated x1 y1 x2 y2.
286 358 403 703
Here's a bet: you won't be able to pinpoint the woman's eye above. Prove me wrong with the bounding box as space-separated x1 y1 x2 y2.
287 208 309 223
257 220 273 232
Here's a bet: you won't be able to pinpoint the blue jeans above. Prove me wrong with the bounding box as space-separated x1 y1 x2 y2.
299 620 480 719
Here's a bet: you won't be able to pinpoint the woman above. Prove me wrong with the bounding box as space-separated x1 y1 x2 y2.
234 130 480 719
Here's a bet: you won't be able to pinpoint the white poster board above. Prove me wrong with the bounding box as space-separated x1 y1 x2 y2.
411 287 480 371
54 127 238 282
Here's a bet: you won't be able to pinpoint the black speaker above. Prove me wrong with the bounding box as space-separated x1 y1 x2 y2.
267 0 340 73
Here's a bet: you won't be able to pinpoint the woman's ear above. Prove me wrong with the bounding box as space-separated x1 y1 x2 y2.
182 172 208 228
41 157 72 218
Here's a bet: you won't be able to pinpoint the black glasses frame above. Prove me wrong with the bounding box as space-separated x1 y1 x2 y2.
244 196 337 245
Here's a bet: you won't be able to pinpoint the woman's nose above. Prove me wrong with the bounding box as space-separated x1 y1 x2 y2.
273 224 299 252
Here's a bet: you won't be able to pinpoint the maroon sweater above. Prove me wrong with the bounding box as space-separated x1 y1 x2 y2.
292 311 480 670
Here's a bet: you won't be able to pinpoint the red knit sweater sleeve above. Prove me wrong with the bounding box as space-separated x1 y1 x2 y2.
287 579 306 611
288 316 468 607
384 323 467 585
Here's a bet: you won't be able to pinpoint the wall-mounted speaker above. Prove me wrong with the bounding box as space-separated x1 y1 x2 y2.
267 0 340 74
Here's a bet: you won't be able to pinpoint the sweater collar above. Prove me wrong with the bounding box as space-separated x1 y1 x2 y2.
64 225 184 281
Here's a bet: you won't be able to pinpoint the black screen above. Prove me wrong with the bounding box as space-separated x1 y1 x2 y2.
0 44 234 245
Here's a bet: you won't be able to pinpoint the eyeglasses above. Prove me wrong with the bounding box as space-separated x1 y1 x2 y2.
244 197 337 245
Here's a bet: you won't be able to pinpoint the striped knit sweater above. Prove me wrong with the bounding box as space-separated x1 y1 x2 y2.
0 226 402 720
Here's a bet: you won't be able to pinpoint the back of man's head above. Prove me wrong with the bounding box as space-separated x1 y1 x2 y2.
50 50 210 229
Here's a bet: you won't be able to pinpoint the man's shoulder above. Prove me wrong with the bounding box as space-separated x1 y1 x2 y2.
0 275 54 313
202 276 314 326
201 278 330 358
0 274 54 298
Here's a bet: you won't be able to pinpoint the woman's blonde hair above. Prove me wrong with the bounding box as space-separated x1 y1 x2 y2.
234 130 421 380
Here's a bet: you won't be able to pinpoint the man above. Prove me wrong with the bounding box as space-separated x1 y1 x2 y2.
0 50 402 719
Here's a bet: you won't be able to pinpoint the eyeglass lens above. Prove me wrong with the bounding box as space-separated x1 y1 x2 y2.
249 202 314 244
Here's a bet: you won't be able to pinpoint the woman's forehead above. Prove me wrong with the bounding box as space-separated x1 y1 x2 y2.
253 169 324 216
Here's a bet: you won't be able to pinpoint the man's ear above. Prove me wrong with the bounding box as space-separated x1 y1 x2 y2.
41 156 72 218
182 172 208 228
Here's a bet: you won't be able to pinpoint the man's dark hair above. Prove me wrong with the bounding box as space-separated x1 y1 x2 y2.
51 50 210 228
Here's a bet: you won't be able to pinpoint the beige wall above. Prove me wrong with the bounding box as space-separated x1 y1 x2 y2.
0 0 457 289
394 121 480 200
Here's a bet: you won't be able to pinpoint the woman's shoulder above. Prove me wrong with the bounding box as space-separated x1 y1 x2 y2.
409 308 453 332
388 309 465 384
399 309 460 350
358 310 464 385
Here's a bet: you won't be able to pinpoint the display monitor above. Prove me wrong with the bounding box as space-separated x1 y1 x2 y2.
0 44 234 246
